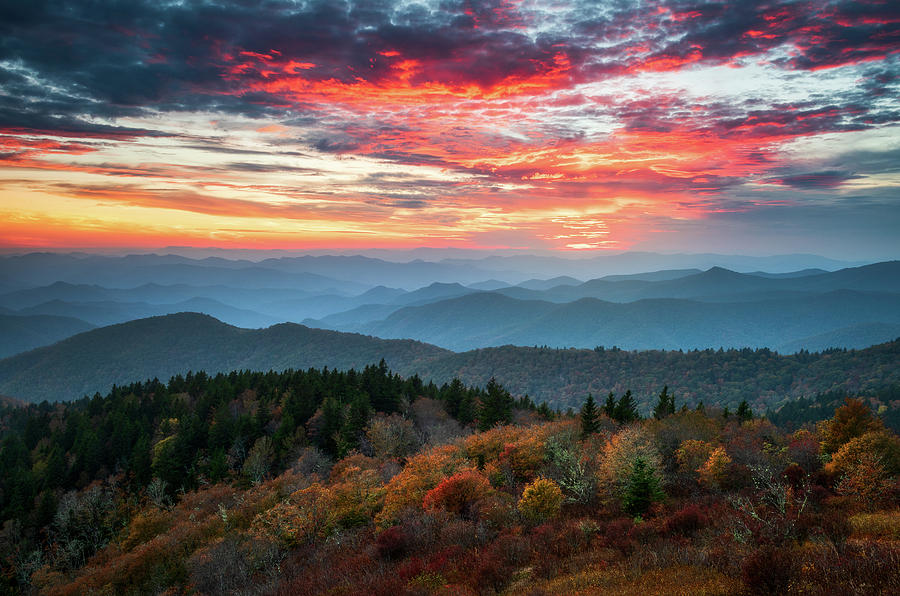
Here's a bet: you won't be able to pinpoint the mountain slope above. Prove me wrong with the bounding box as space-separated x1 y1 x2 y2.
0 314 96 359
401 339 900 410
357 289 900 351
0 313 449 403
2 313 897 411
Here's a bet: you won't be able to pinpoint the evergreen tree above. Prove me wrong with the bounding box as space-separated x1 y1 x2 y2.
652 385 675 420
614 390 640 423
736 400 753 422
478 377 514 431
580 393 601 438
621 457 665 517
316 397 344 456
603 392 617 418
338 391 371 456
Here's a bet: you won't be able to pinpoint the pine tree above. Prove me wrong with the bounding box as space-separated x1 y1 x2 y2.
478 377 514 431
652 385 675 420
621 457 665 517
736 400 753 422
603 392 617 418
614 390 640 423
580 393 600 438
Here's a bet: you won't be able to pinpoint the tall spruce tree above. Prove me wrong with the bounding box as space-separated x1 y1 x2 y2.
736 400 753 422
614 390 640 423
478 377 514 431
652 385 675 420
622 457 665 517
603 392 617 418
580 393 601 438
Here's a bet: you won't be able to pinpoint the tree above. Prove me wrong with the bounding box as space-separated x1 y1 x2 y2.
422 469 493 521
819 398 883 454
652 385 675 420
242 436 274 484
621 457 665 517
736 400 753 422
698 446 732 490
580 394 601 438
614 390 640 424
478 377 514 431
518 478 564 523
603 392 617 418
365 413 421 459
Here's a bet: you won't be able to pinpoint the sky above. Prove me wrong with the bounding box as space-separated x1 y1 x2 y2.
1 0 898 258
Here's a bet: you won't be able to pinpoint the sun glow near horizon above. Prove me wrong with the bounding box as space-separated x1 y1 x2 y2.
1 1 898 259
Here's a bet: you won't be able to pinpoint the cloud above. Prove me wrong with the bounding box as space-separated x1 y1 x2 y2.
0 1 898 254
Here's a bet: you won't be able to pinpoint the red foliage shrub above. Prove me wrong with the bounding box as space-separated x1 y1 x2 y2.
422 470 492 520
597 517 637 553
663 504 708 536
781 463 807 488
375 525 407 559
796 508 852 544
471 531 529 592
741 545 797 595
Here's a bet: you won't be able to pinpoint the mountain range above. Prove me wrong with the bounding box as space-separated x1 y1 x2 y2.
0 313 897 410
1 253 898 364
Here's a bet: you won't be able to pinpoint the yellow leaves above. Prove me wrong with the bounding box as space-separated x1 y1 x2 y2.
675 440 715 477
697 447 732 490
253 464 388 545
252 483 334 547
518 478 564 523
599 426 663 494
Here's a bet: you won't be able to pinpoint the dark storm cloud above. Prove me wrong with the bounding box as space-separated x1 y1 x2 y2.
768 170 864 189
1 0 897 137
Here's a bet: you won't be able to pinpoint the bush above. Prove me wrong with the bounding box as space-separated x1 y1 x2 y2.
375 525 407 559
422 470 493 521
741 545 796 595
518 478 564 524
663 504 707 536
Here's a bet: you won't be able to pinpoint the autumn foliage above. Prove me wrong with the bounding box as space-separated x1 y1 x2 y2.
1 367 898 595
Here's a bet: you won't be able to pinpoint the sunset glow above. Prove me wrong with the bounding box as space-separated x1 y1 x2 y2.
1 0 898 256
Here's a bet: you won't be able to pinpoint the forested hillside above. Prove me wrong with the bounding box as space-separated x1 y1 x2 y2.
0 314 94 359
0 313 449 403
409 340 900 411
1 314 898 414
1 365 897 595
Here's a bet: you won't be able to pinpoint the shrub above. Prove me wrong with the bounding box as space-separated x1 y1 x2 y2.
422 470 493 521
663 504 707 536
375 525 407 559
741 545 797 595
517 478 564 524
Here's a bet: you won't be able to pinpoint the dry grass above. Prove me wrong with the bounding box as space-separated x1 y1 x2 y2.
504 563 740 596
849 509 900 539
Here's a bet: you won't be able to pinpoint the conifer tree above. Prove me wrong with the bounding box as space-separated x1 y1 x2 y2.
614 390 640 423
736 399 753 422
580 393 601 438
652 385 675 420
622 457 665 517
603 392 617 418
478 377 514 431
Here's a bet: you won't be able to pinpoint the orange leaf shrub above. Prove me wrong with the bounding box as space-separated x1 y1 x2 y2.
423 469 493 520
698 447 732 490
376 444 465 527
